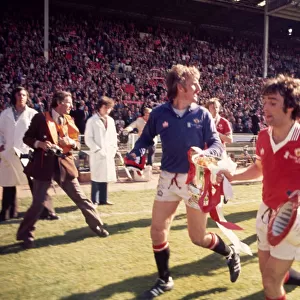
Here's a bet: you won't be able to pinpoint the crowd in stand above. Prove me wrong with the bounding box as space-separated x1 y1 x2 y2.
1 11 300 135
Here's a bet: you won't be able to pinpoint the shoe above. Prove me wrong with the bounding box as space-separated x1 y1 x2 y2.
94 226 109 238
227 246 241 283
22 237 35 249
0 216 8 223
40 214 60 221
47 214 60 221
99 201 114 205
10 213 19 219
223 196 229 204
141 277 174 299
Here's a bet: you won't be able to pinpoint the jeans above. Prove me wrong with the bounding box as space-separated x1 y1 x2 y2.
91 181 108 204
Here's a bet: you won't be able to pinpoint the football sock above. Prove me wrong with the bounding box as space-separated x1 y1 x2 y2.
284 268 300 286
153 242 170 282
265 294 286 300
208 233 232 257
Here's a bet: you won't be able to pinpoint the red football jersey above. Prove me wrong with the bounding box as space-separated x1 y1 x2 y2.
255 123 300 209
216 116 232 145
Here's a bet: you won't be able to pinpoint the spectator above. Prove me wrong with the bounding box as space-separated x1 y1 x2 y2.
84 97 118 205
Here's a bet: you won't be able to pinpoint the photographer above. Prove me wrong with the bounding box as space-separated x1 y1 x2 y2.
17 91 109 249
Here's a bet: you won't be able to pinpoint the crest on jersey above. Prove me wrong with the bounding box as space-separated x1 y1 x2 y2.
157 190 163 197
193 118 200 124
295 148 300 157
162 121 169 128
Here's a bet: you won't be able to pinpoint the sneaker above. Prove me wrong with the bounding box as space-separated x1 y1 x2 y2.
227 246 241 283
223 196 229 204
141 277 174 299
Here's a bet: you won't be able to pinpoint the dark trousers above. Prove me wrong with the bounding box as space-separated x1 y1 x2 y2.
0 186 17 220
26 175 56 219
0 176 56 222
91 181 107 204
17 173 104 241
147 145 156 166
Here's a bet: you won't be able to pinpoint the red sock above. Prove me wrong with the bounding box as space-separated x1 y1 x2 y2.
265 293 286 300
207 232 218 249
284 272 290 284
153 241 169 252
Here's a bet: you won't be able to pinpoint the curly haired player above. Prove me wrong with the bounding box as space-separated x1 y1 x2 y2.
218 75 300 300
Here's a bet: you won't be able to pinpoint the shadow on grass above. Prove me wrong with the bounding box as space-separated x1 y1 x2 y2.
238 290 264 300
237 288 297 300
0 217 152 255
0 227 98 255
225 210 257 223
181 287 227 300
233 277 298 300
0 218 22 226
107 218 151 235
61 237 258 300
174 209 257 224
172 210 258 233
55 205 78 214
0 205 79 226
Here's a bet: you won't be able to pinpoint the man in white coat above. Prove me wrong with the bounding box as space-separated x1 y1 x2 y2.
84 96 118 205
0 87 58 221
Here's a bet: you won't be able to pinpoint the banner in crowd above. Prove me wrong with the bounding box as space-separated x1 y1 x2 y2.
125 84 135 94
123 100 144 105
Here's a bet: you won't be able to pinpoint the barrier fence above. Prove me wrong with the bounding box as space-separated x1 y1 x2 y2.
76 133 258 173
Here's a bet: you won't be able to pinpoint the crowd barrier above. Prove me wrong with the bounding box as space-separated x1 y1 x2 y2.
76 133 257 174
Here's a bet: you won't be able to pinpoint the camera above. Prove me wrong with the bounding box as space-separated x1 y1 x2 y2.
20 150 34 162
47 145 64 157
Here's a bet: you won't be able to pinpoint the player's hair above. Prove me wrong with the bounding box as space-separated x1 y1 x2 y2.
95 96 115 111
262 74 300 120
206 97 221 110
166 64 200 100
51 91 72 108
143 107 152 114
11 86 29 106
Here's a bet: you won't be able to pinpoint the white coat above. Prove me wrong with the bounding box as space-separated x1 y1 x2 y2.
0 106 37 186
84 113 118 182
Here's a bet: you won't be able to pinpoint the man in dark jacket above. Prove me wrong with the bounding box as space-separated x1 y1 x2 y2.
17 91 109 249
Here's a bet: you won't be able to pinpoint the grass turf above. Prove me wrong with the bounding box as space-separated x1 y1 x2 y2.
0 183 299 300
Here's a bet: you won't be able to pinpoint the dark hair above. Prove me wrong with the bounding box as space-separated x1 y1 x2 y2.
262 74 300 120
95 96 115 111
51 91 72 109
76 102 81 109
11 86 29 106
